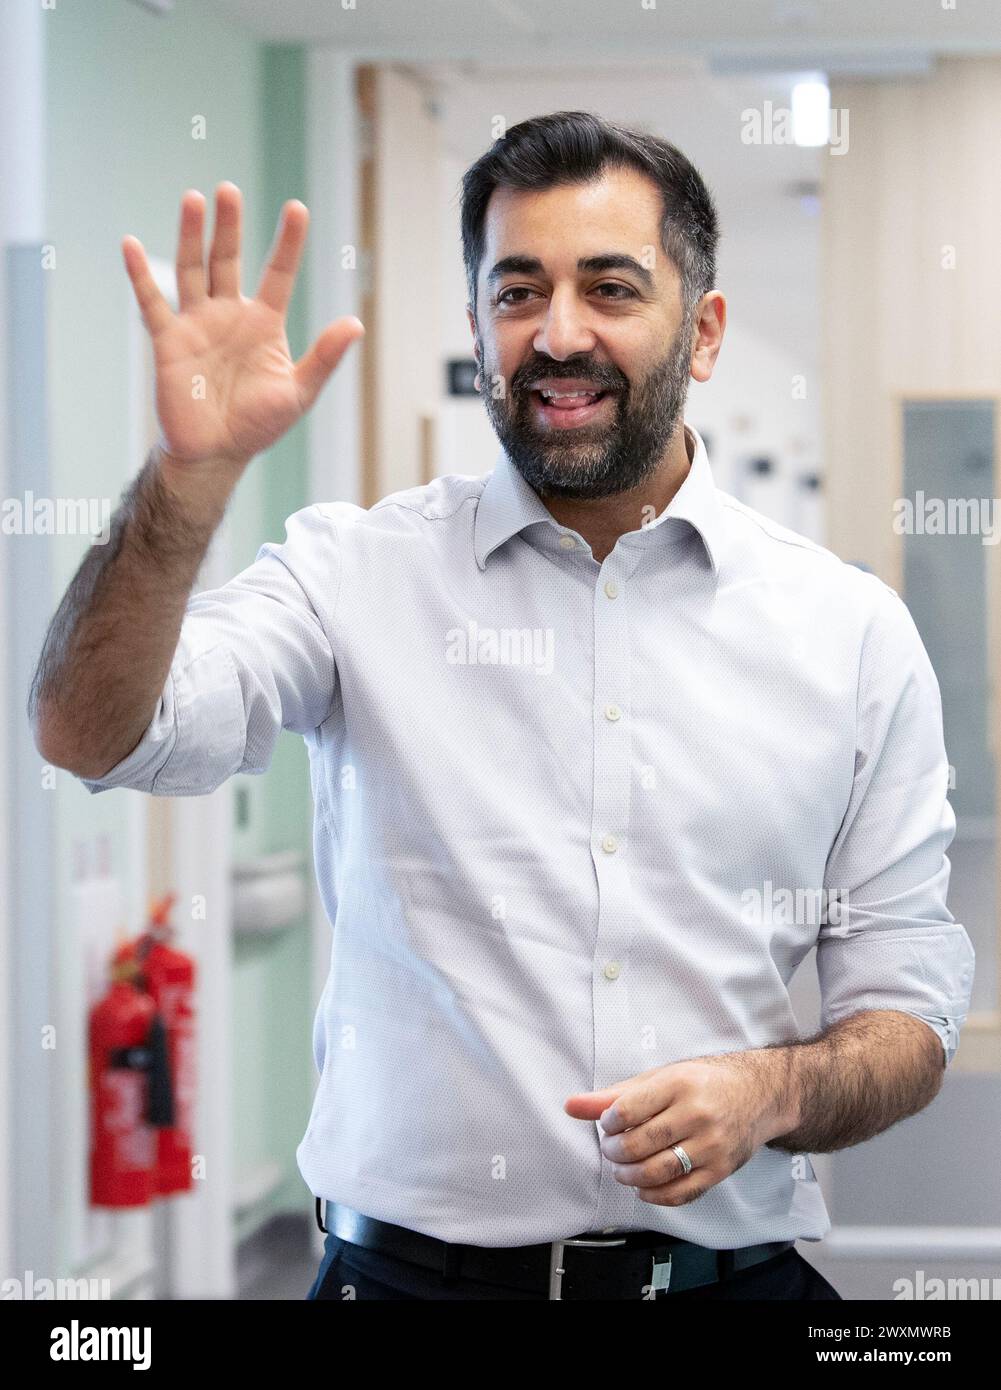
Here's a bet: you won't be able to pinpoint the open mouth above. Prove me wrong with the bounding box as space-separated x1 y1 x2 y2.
529 387 617 429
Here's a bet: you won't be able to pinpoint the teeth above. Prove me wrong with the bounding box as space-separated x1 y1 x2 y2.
540 389 599 400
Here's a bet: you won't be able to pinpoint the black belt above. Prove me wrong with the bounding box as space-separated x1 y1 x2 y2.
316 1199 794 1299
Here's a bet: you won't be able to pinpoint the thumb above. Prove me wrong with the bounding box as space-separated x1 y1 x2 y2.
564 1062 667 1121
563 1082 630 1121
294 316 365 412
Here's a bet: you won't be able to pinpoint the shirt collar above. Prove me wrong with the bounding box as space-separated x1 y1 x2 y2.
473 421 725 578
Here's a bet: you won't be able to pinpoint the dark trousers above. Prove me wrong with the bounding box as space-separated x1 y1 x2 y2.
306 1231 843 1301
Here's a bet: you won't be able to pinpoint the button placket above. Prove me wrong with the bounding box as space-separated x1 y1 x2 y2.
589 560 636 1224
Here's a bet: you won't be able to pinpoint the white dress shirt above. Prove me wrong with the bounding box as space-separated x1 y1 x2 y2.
81 423 975 1249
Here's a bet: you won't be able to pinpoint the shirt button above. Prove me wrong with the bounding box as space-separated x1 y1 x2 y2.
604 580 619 599
604 704 621 722
558 534 576 549
601 834 618 853
603 961 621 980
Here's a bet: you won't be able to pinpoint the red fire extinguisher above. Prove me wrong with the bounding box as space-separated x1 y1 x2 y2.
130 893 196 1196
88 952 170 1208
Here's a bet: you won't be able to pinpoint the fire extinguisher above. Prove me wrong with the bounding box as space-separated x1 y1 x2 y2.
129 893 197 1196
88 952 171 1208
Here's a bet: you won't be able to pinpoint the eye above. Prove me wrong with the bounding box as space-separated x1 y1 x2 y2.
495 286 541 307
593 282 637 300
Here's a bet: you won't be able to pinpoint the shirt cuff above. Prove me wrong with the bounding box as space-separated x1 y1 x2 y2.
817 922 975 1070
897 1012 961 1068
78 632 247 796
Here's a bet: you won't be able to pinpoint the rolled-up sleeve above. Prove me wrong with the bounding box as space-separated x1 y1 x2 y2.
818 579 976 1067
78 503 343 797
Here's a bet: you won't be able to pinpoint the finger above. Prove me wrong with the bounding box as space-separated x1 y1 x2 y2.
207 181 242 297
121 236 174 337
255 200 309 315
600 1104 699 1166
635 1170 715 1206
611 1134 698 1187
175 189 207 311
598 1066 685 1133
293 317 365 413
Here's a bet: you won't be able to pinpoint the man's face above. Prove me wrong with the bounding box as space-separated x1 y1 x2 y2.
468 166 696 500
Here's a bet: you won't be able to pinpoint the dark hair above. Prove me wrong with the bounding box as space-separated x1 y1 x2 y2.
460 110 719 321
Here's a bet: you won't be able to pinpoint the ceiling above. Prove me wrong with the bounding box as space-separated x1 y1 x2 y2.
212 0 1001 62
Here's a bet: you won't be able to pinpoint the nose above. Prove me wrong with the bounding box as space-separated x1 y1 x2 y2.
533 287 598 361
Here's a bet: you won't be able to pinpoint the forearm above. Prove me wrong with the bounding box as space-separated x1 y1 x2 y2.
28 444 243 777
754 1010 945 1155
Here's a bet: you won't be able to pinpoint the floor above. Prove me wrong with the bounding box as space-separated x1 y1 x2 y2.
237 1212 323 1300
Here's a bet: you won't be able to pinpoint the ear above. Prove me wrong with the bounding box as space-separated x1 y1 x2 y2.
690 292 726 385
466 305 481 357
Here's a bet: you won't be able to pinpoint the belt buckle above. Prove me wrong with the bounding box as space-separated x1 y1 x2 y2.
548 1234 628 1300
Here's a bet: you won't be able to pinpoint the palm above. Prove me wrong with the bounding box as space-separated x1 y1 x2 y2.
122 183 363 467
153 296 304 463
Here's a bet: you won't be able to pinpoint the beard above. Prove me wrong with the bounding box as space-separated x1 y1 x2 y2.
478 315 694 501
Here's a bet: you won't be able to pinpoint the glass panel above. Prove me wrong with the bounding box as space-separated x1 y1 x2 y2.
902 399 997 1015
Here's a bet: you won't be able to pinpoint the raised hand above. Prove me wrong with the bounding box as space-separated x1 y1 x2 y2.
122 182 364 469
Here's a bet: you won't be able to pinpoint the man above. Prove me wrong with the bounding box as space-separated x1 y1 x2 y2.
29 111 974 1301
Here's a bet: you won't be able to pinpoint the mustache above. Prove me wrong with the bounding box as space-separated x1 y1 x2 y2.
510 361 628 393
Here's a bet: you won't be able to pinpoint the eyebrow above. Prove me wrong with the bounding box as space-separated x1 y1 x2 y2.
485 252 655 292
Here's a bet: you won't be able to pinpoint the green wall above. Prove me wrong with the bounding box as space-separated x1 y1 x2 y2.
45 0 315 1264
